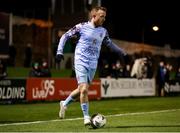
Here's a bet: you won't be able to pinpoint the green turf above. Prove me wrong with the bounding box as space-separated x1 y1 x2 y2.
7 67 99 78
0 96 180 132
7 67 73 78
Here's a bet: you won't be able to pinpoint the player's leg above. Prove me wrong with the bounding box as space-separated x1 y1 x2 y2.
79 67 96 125
59 88 80 118
74 64 91 125
63 88 80 106
79 83 90 125
59 64 87 119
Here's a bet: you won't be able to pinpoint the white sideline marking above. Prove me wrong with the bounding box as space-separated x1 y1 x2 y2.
0 108 180 127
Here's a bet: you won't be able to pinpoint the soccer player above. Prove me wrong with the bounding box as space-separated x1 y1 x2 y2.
56 6 127 126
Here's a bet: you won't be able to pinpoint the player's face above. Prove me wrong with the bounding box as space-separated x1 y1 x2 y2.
94 10 106 26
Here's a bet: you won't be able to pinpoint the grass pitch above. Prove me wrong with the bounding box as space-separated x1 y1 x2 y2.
0 96 180 132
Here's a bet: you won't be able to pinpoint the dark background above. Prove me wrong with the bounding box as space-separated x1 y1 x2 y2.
0 0 179 49
0 0 51 20
102 0 179 49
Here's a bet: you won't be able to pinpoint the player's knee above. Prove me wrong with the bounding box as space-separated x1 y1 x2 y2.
79 83 89 95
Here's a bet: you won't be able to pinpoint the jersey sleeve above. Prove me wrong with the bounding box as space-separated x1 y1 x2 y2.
57 23 82 55
102 30 127 56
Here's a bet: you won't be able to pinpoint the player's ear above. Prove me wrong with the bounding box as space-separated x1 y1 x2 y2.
92 14 96 18
93 11 97 18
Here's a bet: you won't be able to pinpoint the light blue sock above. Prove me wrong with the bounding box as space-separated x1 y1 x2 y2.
63 95 74 107
81 103 89 118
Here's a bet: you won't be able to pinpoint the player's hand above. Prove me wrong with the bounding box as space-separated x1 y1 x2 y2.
55 54 64 63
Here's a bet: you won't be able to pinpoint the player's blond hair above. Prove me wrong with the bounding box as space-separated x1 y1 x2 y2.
89 6 107 20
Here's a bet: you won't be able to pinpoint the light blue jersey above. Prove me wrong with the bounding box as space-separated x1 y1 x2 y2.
57 21 126 69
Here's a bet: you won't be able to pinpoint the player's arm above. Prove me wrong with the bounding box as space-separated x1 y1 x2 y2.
56 24 81 62
102 31 127 56
57 24 81 55
103 31 131 64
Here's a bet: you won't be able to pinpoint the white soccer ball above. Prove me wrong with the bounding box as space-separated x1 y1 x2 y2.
90 113 106 129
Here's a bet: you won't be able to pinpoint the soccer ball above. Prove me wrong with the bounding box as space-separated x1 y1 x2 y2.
90 113 106 129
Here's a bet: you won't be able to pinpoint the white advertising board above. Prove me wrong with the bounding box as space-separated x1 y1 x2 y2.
101 78 156 97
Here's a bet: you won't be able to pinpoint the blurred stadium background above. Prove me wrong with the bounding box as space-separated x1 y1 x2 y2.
0 0 180 132
0 0 180 68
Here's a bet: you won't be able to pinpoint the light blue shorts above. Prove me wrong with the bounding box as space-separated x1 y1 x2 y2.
75 64 96 84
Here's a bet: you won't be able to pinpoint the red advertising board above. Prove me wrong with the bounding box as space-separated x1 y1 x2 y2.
26 78 101 101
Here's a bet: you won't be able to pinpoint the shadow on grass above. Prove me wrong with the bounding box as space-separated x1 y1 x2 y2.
107 124 180 128
87 124 180 131
0 120 34 124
